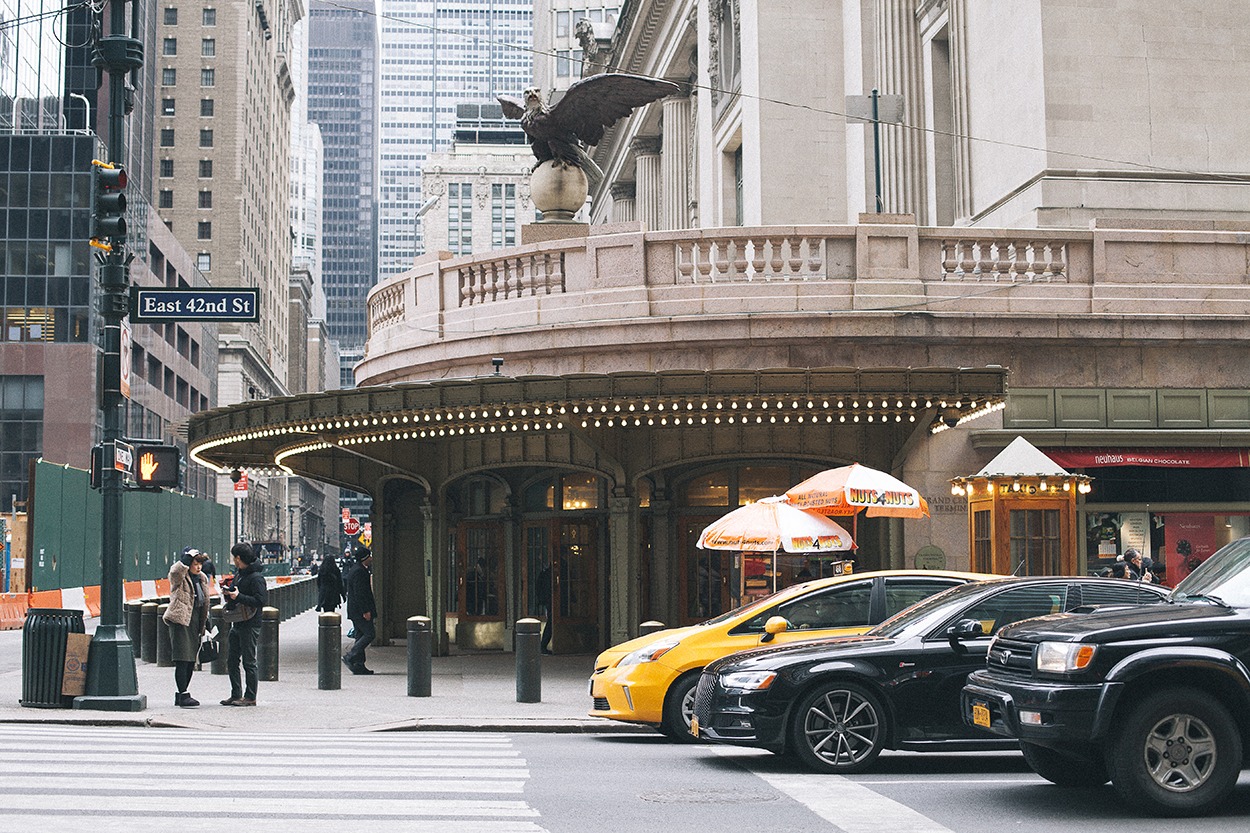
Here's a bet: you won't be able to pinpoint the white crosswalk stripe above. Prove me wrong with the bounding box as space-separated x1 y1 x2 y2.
0 726 548 833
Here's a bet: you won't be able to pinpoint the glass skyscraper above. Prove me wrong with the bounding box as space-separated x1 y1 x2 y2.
308 0 379 388
376 1 533 280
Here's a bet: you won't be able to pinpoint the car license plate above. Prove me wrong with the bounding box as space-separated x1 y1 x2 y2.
971 702 990 728
690 717 700 737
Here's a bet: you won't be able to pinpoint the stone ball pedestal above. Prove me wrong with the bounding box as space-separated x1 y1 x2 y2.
530 160 588 223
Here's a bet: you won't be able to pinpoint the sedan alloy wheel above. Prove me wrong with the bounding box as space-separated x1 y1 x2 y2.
790 681 886 773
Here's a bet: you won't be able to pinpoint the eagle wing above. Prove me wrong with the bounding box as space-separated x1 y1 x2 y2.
547 73 680 147
497 94 527 121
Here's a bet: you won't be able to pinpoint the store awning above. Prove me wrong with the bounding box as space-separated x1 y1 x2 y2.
1046 448 1250 469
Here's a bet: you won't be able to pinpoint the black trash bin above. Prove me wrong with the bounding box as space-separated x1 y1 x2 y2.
21 608 86 708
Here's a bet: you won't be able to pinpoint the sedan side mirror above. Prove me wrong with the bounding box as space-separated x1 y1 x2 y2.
947 618 986 642
761 616 789 643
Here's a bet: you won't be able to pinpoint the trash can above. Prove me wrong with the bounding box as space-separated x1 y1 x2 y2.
21 608 86 708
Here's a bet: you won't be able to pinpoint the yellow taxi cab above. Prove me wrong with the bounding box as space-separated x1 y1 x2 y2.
588 569 995 739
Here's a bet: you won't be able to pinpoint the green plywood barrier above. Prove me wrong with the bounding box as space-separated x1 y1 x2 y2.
29 459 230 592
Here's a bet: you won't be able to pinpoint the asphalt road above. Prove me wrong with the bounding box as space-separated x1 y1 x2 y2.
518 735 1250 833
3 724 1250 831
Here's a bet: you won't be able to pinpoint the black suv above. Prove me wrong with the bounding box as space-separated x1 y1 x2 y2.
962 536 1250 816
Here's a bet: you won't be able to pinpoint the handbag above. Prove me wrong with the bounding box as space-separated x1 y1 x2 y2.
222 603 257 624
198 632 219 663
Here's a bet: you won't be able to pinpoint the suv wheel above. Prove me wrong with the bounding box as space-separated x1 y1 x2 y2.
789 681 886 774
1107 687 1243 816
660 672 702 743
1021 742 1108 786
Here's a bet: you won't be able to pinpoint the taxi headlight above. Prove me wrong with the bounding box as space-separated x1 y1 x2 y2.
1035 641 1096 673
720 670 777 692
618 640 679 667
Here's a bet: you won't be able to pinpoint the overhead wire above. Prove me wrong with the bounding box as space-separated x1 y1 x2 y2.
0 0 95 33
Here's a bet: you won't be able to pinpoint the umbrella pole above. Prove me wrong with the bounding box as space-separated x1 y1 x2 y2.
772 548 777 593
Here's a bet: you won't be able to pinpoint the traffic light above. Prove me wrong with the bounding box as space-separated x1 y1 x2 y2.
133 444 181 490
90 159 128 251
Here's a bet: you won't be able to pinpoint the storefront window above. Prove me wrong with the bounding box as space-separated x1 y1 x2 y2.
685 470 729 506
737 465 789 505
524 479 555 511
562 473 600 510
1084 510 1250 586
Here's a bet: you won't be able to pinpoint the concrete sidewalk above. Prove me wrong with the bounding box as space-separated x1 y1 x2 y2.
0 609 649 734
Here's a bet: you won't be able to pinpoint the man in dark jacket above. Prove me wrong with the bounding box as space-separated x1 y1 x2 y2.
220 542 268 706
343 545 377 674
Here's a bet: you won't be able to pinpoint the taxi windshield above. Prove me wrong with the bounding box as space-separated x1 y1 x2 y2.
1171 537 1250 608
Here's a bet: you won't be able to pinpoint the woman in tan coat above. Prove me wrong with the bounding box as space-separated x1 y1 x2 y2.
164 547 211 707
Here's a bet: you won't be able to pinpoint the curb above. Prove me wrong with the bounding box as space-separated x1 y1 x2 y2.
0 714 657 734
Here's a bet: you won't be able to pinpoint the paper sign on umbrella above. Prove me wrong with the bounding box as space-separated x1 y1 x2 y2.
785 463 930 519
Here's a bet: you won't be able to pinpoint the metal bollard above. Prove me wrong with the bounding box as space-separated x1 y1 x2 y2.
209 606 229 675
126 601 144 658
140 602 158 664
639 620 666 637
515 617 541 703
155 604 172 667
257 606 280 682
318 612 341 690
407 616 432 697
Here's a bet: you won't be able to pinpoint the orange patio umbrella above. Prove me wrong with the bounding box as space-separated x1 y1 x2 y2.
784 463 930 519
698 496 855 593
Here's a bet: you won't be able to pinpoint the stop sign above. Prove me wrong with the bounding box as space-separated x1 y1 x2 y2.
343 517 361 535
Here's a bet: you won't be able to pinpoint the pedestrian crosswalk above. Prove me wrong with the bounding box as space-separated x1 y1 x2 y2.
0 725 548 833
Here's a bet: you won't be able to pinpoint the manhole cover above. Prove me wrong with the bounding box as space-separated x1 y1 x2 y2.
639 788 778 805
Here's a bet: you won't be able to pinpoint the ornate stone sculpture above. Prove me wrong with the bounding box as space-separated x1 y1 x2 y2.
498 74 678 221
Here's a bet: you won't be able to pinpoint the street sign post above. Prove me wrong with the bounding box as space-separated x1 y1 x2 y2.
130 287 260 322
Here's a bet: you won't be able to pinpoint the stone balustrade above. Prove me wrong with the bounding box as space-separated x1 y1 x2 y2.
360 218 1250 384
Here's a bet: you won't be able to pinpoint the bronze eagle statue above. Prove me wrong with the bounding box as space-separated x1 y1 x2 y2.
498 73 680 185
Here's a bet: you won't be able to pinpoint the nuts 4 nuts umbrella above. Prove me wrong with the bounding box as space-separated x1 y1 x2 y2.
697 496 855 554
698 496 855 594
784 463 930 519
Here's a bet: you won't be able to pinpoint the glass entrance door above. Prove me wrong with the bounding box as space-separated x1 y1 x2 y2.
524 519 599 653
679 517 734 624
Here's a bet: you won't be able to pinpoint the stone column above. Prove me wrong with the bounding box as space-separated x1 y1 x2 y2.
649 498 675 624
948 0 974 221
876 0 927 217
632 136 663 231
661 97 692 231
607 493 640 646
610 182 637 223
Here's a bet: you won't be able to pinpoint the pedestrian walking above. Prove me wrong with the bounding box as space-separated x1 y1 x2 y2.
163 547 212 708
343 545 377 675
220 542 268 706
316 552 345 612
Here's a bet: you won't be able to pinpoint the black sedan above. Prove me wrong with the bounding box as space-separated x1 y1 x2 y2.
691 576 1169 774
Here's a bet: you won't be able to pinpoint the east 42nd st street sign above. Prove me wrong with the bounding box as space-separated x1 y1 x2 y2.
130 287 260 322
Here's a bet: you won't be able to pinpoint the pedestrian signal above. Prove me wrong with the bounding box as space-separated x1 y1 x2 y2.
133 444 181 490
